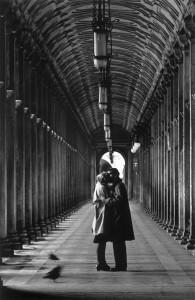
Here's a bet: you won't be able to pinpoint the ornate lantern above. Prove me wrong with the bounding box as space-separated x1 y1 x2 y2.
99 82 108 112
92 0 112 70
105 127 111 141
104 113 111 131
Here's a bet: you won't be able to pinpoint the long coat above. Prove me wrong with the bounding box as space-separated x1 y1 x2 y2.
92 181 113 243
109 179 135 241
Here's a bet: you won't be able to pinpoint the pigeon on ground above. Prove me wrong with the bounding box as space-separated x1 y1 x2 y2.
43 265 62 282
49 253 60 260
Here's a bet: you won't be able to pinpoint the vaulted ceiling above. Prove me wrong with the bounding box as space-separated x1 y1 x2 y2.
11 0 191 144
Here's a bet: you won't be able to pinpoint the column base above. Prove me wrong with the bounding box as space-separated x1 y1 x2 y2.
159 219 166 227
39 220 48 236
18 229 29 245
170 227 178 237
50 218 57 229
33 224 42 238
144 208 151 214
174 229 183 240
185 239 195 250
27 227 36 242
7 232 22 250
45 219 52 232
0 239 14 257
166 225 173 234
180 232 189 245
59 213 66 221
55 216 60 224
162 223 169 230
156 218 162 224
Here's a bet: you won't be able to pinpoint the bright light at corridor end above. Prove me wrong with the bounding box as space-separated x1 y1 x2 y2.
131 142 141 153
102 151 125 179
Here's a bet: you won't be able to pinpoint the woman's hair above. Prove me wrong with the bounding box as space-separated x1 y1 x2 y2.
96 171 109 185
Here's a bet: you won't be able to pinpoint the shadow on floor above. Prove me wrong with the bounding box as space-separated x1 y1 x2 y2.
1 286 195 300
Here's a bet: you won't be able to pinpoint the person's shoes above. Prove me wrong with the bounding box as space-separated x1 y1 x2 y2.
111 266 127 272
96 264 111 271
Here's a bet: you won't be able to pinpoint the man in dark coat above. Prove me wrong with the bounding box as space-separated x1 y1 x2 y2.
108 168 135 271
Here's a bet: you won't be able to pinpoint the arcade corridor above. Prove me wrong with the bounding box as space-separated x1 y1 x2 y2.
1 0 195 298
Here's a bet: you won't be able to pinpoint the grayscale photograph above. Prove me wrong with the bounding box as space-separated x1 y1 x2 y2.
0 0 195 299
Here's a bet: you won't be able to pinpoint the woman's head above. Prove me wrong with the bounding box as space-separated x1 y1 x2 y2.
97 171 110 185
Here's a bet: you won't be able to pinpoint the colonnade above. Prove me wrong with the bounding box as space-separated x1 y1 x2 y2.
0 4 92 260
133 16 195 250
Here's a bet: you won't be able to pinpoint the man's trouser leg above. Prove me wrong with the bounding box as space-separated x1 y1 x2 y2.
113 240 127 269
96 242 106 265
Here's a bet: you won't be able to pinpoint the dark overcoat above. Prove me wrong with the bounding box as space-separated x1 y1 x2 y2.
109 179 135 241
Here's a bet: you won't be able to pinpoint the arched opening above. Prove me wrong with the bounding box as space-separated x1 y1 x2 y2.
100 151 125 180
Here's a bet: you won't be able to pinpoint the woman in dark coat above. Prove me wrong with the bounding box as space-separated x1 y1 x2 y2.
108 168 135 271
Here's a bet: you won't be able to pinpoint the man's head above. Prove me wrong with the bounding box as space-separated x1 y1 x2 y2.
107 168 120 183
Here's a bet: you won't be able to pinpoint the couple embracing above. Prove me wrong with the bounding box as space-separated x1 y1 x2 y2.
92 168 135 271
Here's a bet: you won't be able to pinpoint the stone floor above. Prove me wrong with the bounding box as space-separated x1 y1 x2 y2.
0 201 195 299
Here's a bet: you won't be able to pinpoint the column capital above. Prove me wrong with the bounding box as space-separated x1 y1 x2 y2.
169 54 179 73
6 89 14 99
178 27 190 49
15 99 23 109
173 42 183 65
158 82 167 96
0 81 5 88
185 14 195 39
155 89 164 104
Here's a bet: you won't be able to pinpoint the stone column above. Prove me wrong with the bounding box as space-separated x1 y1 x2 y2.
181 41 191 244
5 24 21 249
167 72 173 233
23 54 34 241
168 61 176 234
50 98 57 225
31 68 41 237
150 119 155 214
157 105 161 220
37 75 47 234
6 88 21 248
163 80 169 230
15 42 28 243
127 150 133 200
160 92 166 227
186 17 195 249
176 46 184 240
47 89 54 227
171 59 179 236
60 136 65 216
0 9 9 260
43 84 50 230
67 146 70 209
48 126 53 227
37 116 47 234
154 112 158 219
159 100 164 224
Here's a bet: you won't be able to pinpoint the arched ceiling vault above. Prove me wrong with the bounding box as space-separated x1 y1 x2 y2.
11 0 192 144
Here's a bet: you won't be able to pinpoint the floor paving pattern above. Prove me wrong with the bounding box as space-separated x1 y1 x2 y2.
0 201 195 299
